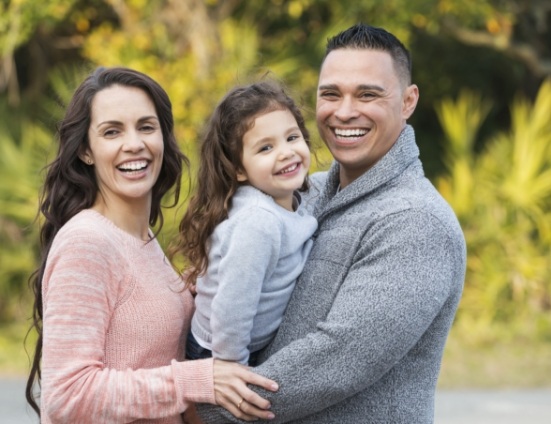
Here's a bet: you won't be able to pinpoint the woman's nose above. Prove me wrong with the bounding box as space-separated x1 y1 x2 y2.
123 130 145 151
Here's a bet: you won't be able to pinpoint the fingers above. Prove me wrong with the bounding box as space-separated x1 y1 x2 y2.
218 396 269 422
240 385 273 410
213 359 278 420
241 368 279 393
237 397 276 421
236 367 278 410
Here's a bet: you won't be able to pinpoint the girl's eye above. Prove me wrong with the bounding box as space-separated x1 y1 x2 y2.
287 134 301 142
259 145 272 153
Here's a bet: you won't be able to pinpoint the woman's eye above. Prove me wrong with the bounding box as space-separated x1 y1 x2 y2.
140 124 156 132
103 129 119 137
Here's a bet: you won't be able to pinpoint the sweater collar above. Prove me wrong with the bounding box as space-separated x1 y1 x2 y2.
314 125 420 218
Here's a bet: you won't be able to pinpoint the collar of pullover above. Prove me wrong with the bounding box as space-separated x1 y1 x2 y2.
314 125 420 219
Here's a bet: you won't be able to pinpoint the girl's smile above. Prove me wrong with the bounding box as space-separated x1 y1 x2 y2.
237 108 311 211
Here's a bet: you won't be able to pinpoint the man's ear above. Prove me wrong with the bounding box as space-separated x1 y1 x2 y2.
402 84 419 120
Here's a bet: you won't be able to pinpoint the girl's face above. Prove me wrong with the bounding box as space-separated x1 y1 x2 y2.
82 84 164 212
237 108 310 211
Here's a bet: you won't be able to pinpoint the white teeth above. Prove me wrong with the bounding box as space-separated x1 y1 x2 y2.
334 128 367 137
279 163 298 174
118 160 147 171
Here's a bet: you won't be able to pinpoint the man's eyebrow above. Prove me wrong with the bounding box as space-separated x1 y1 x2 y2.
318 84 338 91
318 84 385 91
357 84 385 91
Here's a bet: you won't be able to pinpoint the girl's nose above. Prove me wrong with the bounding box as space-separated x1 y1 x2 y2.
278 144 295 160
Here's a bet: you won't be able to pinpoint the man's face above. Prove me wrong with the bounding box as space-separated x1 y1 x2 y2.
316 48 418 187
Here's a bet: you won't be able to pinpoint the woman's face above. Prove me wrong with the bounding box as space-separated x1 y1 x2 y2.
82 84 164 211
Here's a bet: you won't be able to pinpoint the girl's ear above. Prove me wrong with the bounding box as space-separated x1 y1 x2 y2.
236 169 248 182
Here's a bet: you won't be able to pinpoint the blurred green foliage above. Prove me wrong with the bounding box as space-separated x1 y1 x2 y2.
436 80 551 345
1 0 551 369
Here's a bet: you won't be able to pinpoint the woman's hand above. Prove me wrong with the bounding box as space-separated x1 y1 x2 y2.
213 359 278 421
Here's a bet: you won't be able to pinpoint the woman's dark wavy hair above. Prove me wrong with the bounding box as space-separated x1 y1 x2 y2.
25 66 188 415
172 80 311 287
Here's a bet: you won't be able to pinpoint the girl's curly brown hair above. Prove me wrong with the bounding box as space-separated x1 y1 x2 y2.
173 80 311 287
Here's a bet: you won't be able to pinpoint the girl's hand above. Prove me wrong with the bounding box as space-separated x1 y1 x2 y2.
213 359 278 421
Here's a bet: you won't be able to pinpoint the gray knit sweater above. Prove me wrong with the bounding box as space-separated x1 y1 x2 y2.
197 125 466 423
192 185 317 364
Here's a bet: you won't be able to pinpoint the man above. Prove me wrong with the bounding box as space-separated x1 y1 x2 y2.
197 23 466 424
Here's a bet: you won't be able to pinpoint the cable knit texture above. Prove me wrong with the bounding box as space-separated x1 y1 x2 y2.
41 209 215 424
196 125 466 423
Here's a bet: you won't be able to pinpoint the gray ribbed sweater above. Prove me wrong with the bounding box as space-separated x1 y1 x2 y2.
197 125 466 423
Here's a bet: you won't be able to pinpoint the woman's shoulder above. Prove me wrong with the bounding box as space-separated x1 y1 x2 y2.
58 209 104 233
53 209 120 253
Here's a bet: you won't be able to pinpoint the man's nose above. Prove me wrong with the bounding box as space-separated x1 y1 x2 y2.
334 97 360 121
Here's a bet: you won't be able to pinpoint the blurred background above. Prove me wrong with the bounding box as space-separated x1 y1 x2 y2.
1 0 550 391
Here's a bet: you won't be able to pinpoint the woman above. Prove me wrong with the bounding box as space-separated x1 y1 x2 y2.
25 66 277 423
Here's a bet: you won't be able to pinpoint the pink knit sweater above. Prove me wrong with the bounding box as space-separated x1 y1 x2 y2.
41 210 215 423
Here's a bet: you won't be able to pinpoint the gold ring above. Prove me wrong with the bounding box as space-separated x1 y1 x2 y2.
237 398 244 410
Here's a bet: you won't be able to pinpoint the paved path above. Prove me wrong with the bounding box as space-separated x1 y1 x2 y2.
1 377 36 424
435 388 551 423
1 377 550 423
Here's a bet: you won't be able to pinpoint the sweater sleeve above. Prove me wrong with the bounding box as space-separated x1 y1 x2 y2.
210 207 281 364
196 209 464 423
41 228 215 423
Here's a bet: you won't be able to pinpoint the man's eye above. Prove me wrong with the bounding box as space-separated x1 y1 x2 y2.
320 91 338 99
360 92 377 99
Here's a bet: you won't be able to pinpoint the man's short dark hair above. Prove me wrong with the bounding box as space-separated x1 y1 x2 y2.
324 23 412 85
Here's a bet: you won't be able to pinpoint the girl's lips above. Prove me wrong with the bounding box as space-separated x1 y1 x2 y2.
276 162 301 175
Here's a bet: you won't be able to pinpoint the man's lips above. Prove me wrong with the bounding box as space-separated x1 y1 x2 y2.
333 128 368 138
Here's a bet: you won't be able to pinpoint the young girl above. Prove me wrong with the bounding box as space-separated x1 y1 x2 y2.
175 81 317 367
25 67 278 423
